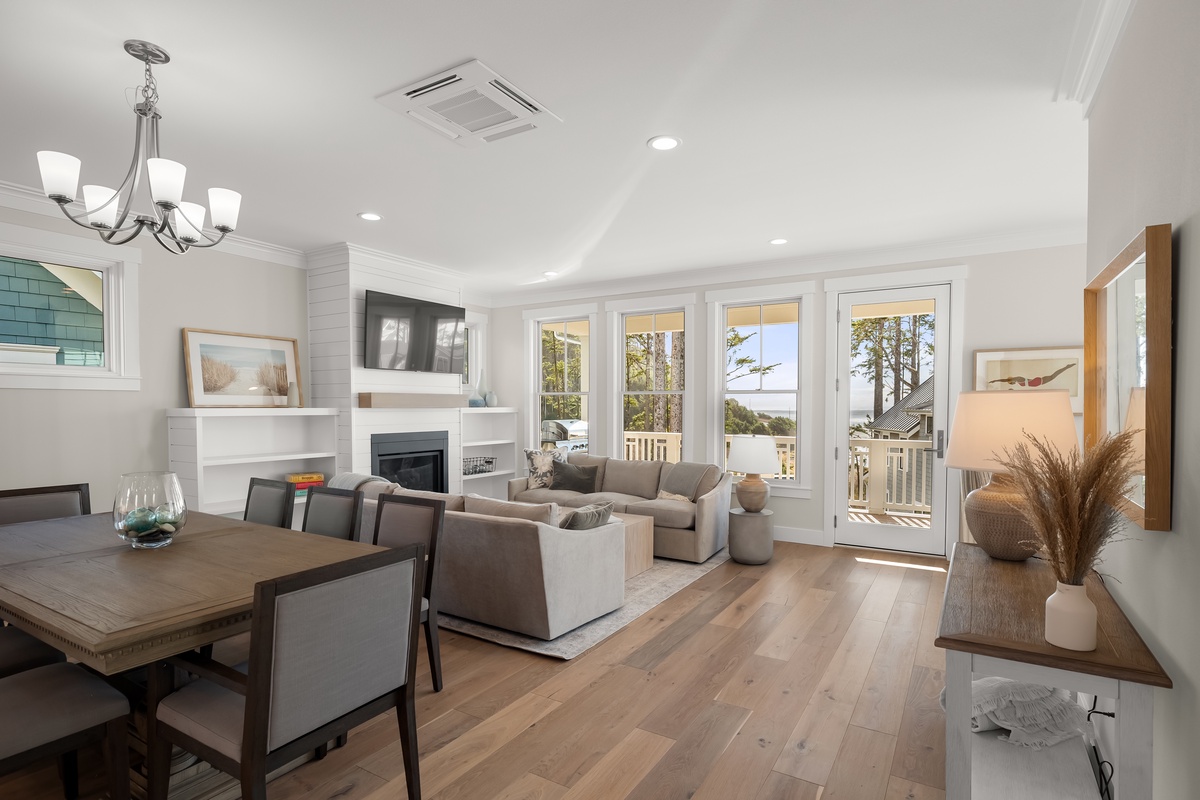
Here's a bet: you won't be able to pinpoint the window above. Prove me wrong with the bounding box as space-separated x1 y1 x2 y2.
0 259 105 366
622 310 684 462
538 318 590 451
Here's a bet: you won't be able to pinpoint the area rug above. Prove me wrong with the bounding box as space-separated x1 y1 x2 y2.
436 548 731 660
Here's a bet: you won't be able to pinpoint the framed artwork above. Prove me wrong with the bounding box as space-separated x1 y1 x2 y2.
183 328 300 408
973 346 1084 414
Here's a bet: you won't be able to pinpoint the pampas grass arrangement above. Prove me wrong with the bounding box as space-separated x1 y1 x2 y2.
996 429 1138 586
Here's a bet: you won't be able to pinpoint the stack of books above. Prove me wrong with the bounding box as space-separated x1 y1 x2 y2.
286 472 325 498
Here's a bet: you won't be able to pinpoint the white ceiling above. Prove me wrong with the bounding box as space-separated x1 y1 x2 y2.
0 1 1091 299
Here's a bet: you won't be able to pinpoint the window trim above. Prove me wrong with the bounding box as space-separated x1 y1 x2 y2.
524 303 599 453
0 221 141 391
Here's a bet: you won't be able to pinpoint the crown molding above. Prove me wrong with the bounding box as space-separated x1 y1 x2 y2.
1056 0 1138 117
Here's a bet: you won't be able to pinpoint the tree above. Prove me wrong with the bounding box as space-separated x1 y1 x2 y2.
767 415 796 437
849 313 934 419
541 326 584 420
724 399 768 435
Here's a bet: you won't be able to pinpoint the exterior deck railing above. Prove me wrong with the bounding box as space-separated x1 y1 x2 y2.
847 437 933 515
620 431 798 479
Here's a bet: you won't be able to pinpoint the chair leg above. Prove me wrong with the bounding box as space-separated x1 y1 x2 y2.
105 716 131 800
335 732 348 749
396 690 421 800
424 618 443 692
314 742 328 760
59 750 79 800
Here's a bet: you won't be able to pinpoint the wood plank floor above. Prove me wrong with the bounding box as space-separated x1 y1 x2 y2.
5 542 949 800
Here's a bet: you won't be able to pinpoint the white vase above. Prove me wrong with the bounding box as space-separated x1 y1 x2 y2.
1045 581 1097 651
286 382 300 407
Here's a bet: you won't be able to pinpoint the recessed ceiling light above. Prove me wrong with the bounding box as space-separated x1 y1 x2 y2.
543 271 559 278
769 238 788 245
358 212 382 221
647 135 681 151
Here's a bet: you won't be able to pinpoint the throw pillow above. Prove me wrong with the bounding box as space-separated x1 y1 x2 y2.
560 501 615 530
464 493 559 525
659 462 713 502
524 447 568 490
550 460 599 493
657 489 691 502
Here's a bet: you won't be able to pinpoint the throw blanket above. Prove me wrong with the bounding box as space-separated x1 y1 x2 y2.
940 677 1092 750
328 472 388 491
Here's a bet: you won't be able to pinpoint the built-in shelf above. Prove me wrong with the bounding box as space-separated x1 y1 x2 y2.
204 450 338 467
460 408 518 499
463 469 516 482
463 439 516 448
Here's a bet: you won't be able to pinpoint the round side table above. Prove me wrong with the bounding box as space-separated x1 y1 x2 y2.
729 508 774 564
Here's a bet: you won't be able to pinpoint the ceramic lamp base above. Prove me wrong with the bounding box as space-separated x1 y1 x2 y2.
963 473 1038 561
735 474 770 513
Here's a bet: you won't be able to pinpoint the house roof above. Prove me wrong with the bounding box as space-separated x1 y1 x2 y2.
867 376 935 435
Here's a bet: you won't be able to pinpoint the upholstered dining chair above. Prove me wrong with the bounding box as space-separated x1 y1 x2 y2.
373 493 446 692
0 662 131 800
146 546 425 800
243 478 296 529
301 486 364 541
0 483 91 526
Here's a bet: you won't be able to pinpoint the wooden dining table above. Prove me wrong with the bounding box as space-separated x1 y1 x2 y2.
0 511 384 675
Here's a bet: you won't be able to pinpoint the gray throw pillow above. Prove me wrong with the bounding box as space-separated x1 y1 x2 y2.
560 501 615 530
550 460 599 493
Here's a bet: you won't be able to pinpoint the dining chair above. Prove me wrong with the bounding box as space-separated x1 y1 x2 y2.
373 493 446 692
0 483 91 526
243 478 296 529
0 662 130 800
301 486 364 541
0 626 65 679
146 546 425 800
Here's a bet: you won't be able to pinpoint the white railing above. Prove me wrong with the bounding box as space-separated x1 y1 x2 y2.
621 432 797 479
847 438 933 515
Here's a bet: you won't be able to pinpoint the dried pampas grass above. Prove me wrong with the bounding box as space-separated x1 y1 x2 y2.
996 430 1137 585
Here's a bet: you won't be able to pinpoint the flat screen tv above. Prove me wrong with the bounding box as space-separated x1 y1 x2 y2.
363 290 466 374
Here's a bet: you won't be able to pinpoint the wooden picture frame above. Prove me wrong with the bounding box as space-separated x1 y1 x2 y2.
1085 224 1173 531
183 328 301 408
973 346 1085 415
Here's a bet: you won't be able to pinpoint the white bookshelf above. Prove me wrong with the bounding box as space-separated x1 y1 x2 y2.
460 407 518 499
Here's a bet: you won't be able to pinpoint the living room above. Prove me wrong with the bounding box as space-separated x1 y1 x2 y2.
0 0 1196 797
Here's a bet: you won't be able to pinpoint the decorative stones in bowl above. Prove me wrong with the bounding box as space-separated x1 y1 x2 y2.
112 471 188 549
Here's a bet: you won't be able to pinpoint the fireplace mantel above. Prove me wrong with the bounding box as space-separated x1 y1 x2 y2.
358 392 467 409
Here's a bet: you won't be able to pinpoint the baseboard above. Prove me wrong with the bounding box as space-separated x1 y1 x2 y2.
772 525 828 547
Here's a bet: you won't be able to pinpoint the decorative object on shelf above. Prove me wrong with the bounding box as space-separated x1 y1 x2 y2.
485 389 498 407
726 434 779 513
463 456 497 476
286 381 300 407
113 471 187 548
466 385 485 407
973 346 1084 414
182 328 301 408
995 428 1139 651
35 41 241 255
945 390 1077 560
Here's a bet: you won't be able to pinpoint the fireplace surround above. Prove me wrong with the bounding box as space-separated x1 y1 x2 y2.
370 431 449 492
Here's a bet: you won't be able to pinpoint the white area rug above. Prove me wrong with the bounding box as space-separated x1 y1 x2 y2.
436 548 731 660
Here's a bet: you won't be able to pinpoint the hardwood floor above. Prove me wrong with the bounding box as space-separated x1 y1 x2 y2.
5 542 949 800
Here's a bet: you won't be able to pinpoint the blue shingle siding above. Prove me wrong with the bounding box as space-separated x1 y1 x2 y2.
0 258 104 365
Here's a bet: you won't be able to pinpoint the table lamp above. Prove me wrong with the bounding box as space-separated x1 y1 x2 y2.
727 434 779 513
945 390 1077 560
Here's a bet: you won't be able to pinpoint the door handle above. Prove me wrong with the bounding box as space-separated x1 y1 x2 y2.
923 430 944 459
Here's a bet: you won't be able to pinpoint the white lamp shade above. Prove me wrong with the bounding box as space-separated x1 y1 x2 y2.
82 185 119 229
208 188 241 231
147 158 186 205
174 202 206 242
727 435 780 475
945 390 1077 471
37 151 80 200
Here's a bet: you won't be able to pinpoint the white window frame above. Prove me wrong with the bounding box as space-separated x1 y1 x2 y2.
0 221 141 391
605 293 697 461
464 308 488 390
706 282 815 499
523 303 599 452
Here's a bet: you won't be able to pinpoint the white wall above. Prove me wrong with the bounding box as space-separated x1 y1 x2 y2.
0 206 308 502
1087 0 1200 793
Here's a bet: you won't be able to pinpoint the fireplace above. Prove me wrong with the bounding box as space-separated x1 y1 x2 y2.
371 431 449 492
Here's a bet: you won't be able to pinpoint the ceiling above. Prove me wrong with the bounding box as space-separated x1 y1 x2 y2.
0 1 1091 299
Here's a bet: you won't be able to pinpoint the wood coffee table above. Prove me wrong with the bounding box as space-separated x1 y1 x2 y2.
611 512 654 579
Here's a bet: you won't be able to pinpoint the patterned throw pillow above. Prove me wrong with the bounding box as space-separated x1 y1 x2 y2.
656 489 691 502
525 447 568 490
550 460 599 493
560 501 615 530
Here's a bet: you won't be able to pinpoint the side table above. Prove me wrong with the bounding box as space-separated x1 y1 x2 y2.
729 508 773 564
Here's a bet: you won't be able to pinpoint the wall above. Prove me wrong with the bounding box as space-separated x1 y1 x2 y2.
1086 0 1200 793
0 206 309 502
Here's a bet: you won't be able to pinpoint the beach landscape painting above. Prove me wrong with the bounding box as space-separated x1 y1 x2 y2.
183 329 300 407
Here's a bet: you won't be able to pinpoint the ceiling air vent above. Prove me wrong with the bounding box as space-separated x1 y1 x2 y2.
379 60 561 147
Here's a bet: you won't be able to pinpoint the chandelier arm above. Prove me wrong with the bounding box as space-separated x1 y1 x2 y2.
99 222 152 246
52 201 149 235
151 228 189 255
107 113 151 233
171 228 231 249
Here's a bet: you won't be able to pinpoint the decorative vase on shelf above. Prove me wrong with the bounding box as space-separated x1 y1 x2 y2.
467 386 485 407
485 390 498 407
1045 581 1097 651
286 382 300 407
113 471 187 549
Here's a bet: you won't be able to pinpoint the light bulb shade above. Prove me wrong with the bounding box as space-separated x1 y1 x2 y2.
945 390 1077 472
82 185 119 229
37 151 80 201
208 188 241 231
147 158 186 206
727 435 780 475
174 202 206 242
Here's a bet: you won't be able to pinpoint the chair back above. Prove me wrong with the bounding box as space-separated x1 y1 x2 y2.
373 494 445 601
244 478 296 529
0 483 90 525
301 487 363 541
245 546 424 754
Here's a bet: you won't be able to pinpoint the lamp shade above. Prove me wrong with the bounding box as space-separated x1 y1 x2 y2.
82 185 119 229
147 158 186 206
727 435 779 475
945 390 1077 472
208 188 241 231
37 151 80 201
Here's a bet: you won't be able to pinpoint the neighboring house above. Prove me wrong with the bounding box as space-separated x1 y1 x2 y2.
864 377 934 441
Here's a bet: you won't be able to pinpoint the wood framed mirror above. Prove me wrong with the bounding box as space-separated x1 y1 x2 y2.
1084 224 1173 530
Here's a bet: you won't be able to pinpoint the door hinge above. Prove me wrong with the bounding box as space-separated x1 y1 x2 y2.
834 446 839 460
836 377 840 391
834 515 838 528
837 308 841 323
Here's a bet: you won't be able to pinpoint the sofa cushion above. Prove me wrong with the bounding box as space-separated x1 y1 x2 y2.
567 452 608 490
524 447 568 490
625 498 696 529
390 487 466 512
693 464 723 499
660 462 719 501
601 459 663 500
512 488 587 506
560 501 614 530
574 492 646 513
550 460 599 493
464 494 559 525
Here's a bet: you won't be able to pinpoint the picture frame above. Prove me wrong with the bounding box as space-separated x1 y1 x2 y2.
183 328 301 408
973 346 1084 414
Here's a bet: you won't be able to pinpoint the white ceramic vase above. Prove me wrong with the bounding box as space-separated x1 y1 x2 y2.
286 382 300 407
1044 581 1097 651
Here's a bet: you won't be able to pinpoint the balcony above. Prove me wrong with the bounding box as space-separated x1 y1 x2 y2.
621 431 798 478
847 438 933 525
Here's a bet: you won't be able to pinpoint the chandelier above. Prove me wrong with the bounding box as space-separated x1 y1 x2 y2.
36 40 241 255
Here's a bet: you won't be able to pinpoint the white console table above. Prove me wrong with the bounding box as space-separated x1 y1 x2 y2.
936 543 1171 800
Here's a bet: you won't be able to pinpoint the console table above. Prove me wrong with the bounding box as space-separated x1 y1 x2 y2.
935 542 1171 799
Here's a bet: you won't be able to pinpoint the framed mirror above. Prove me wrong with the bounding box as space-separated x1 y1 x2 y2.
1084 224 1173 530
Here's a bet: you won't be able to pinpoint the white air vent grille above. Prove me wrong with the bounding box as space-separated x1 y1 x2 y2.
379 60 560 147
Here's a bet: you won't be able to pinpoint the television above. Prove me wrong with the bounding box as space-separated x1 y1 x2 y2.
363 290 466 374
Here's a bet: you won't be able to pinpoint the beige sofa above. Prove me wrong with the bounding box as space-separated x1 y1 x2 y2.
507 454 732 563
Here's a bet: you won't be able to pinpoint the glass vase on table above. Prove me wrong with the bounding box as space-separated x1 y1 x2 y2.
113 471 187 548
